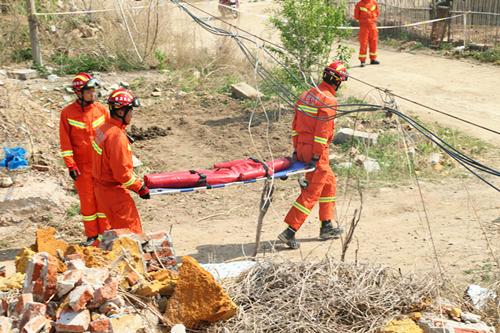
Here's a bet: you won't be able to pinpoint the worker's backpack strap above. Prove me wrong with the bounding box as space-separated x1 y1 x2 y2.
249 157 271 179
189 170 207 187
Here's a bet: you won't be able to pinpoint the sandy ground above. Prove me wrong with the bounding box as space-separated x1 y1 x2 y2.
0 1 499 285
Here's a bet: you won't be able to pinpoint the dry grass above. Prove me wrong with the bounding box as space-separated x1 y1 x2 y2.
210 258 438 333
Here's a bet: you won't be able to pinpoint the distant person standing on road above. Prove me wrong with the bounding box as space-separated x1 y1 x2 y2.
354 0 380 67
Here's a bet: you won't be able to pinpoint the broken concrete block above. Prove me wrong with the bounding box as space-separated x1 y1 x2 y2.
35 227 69 257
334 128 378 145
68 285 94 311
109 314 145 333
67 259 86 271
0 176 13 188
20 302 46 331
381 318 423 333
89 317 111 333
461 312 481 324
107 237 146 281
98 302 119 317
7 69 38 80
126 271 141 286
57 269 83 298
55 309 90 333
93 277 118 306
23 252 58 302
165 256 237 328
0 272 24 291
21 315 48 333
15 248 35 274
0 317 12 333
81 268 109 290
230 82 263 100
418 315 494 333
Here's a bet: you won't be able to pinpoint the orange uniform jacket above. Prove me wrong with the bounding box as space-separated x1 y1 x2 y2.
59 101 108 168
354 0 379 24
354 0 379 62
292 81 336 161
285 82 337 231
59 101 109 238
92 118 143 234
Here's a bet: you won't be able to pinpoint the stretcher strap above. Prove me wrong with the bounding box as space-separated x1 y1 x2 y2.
249 157 271 179
189 170 207 187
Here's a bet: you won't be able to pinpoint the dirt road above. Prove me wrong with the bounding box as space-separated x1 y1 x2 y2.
184 0 500 145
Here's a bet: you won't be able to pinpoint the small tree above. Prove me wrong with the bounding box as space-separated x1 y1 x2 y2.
270 0 351 80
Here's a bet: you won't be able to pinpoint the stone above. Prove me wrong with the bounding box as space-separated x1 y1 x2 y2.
0 299 8 317
47 74 59 82
81 268 109 290
21 315 47 333
165 256 237 328
7 69 38 80
0 317 12 333
68 285 94 311
119 81 129 88
89 317 111 333
0 80 4 87
0 272 24 291
334 128 378 145
428 153 441 165
337 162 353 169
109 314 145 333
381 318 423 333
67 259 86 271
35 227 69 257
99 229 136 250
132 155 142 167
230 82 263 100
447 307 461 321
0 176 12 188
0 70 6 78
418 315 494 333
65 87 74 94
32 165 49 172
171 324 186 333
23 252 58 302
363 159 381 173
93 277 118 306
126 271 140 286
55 309 90 332
151 91 162 97
98 301 119 316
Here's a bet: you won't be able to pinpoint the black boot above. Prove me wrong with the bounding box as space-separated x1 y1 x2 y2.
360 62 365 67
319 221 343 240
278 227 300 249
81 236 99 247
370 59 380 65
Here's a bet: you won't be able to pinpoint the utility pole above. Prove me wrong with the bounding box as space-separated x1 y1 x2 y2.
26 0 42 66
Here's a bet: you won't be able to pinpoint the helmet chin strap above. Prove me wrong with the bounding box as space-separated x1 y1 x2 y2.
112 107 131 125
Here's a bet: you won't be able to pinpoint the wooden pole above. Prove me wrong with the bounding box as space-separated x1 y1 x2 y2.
253 179 275 257
26 0 42 66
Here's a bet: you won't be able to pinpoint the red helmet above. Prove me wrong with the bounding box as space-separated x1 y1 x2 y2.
72 72 100 93
323 61 349 85
107 88 140 109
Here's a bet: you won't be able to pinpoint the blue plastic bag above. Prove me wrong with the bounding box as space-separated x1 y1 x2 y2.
0 147 28 170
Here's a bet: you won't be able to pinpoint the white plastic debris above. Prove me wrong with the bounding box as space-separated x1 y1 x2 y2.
466 284 497 309
201 261 257 281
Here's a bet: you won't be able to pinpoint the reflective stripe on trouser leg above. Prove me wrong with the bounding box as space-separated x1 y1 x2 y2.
94 182 143 234
369 25 378 60
318 169 336 221
74 165 99 237
284 168 327 231
358 24 369 62
96 212 111 235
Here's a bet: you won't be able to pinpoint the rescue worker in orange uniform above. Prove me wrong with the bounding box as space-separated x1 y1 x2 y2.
92 88 150 234
278 61 348 249
59 72 110 246
354 0 380 67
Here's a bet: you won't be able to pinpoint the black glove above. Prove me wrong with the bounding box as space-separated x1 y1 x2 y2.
68 166 80 181
138 185 150 200
306 157 319 169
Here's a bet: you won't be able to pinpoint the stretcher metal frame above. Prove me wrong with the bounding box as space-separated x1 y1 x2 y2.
148 161 315 257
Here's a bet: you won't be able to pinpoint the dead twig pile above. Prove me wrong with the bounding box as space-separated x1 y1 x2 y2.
213 258 438 333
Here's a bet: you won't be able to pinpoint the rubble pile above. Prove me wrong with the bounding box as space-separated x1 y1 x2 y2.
0 228 237 332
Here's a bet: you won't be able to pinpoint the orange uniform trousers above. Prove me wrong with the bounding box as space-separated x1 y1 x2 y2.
94 181 143 234
359 22 378 62
284 143 336 231
74 163 110 237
